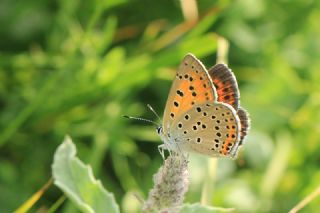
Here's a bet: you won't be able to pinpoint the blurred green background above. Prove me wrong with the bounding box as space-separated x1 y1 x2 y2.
1 0 319 212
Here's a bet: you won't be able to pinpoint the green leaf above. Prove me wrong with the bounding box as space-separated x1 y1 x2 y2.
152 34 218 68
185 13 218 39
52 136 120 213
180 203 235 213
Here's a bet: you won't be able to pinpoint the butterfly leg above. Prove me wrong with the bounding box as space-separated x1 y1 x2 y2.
158 144 173 160
158 144 165 160
175 142 184 157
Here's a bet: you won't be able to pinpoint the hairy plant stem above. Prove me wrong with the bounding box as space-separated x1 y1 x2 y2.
142 153 189 213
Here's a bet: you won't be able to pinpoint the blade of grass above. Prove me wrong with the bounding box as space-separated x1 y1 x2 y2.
47 196 66 213
216 36 229 64
289 186 320 213
201 158 218 205
13 178 53 213
180 0 198 23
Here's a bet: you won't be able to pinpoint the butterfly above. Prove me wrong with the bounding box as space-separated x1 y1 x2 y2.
157 53 250 158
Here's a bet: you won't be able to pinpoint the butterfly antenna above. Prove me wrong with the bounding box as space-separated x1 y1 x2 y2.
123 115 159 127
147 104 161 121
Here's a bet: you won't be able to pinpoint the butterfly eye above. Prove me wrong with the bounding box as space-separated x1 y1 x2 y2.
156 127 162 134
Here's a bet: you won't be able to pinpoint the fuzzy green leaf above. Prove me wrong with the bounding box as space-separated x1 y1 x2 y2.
52 136 120 213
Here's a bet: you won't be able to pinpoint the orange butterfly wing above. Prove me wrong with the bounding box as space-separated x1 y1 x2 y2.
208 64 240 110
208 63 250 147
237 107 250 145
162 54 217 135
161 54 250 157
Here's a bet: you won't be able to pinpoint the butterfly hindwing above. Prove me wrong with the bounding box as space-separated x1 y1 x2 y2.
209 64 250 146
170 102 241 158
237 107 250 145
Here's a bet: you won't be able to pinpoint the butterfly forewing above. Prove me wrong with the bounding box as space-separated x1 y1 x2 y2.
170 102 241 157
162 54 217 135
208 64 240 110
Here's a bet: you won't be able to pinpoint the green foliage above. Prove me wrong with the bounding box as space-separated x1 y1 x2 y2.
51 137 235 213
0 0 320 212
180 203 234 213
52 136 119 213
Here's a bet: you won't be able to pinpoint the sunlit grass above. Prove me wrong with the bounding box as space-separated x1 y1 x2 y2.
1 0 320 212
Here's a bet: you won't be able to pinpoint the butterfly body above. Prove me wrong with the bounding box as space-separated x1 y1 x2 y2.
158 54 250 158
